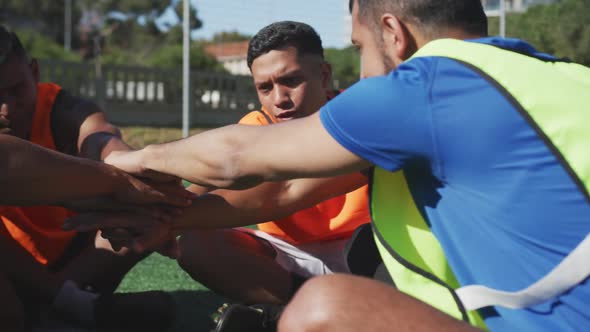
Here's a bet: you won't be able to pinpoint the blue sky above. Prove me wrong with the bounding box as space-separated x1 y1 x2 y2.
160 0 352 49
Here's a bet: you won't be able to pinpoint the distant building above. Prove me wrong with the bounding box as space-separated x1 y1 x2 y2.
204 41 250 76
482 0 557 13
343 0 352 47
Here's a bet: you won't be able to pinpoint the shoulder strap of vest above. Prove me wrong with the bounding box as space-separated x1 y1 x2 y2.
412 39 590 202
30 82 62 150
256 109 274 124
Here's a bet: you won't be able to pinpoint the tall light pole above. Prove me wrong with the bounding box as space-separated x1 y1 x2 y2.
484 0 507 37
182 0 191 137
64 0 72 51
499 0 506 37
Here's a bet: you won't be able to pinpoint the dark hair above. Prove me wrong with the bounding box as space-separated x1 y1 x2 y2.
247 21 324 69
0 25 27 65
349 0 488 37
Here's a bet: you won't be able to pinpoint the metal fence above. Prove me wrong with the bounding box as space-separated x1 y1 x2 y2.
38 60 259 127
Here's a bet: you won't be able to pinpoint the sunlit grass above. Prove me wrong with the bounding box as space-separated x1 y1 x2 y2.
120 126 210 149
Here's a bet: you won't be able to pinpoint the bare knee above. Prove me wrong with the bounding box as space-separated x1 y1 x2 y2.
280 274 479 332
279 275 345 332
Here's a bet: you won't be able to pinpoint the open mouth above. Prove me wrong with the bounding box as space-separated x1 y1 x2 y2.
276 110 297 120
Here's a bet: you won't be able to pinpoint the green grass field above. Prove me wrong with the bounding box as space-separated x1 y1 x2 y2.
116 253 227 332
116 127 226 332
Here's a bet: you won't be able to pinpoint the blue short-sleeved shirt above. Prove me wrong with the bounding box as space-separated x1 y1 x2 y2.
320 37 590 331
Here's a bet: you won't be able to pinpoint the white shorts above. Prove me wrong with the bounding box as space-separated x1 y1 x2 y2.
237 228 351 278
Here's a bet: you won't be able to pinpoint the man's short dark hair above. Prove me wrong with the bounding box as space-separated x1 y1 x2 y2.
247 21 324 69
0 25 27 65
349 0 488 37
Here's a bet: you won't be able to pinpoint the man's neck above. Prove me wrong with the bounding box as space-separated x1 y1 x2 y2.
410 24 486 48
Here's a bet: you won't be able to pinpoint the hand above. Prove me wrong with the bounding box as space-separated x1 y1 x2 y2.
63 211 163 233
0 104 12 135
62 196 181 223
130 223 179 257
96 229 134 253
64 212 179 257
101 228 180 259
106 150 179 183
114 173 196 208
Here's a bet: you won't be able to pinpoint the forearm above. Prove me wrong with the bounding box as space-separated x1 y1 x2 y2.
0 135 126 205
137 114 369 190
171 193 265 231
172 182 289 230
140 124 262 189
171 173 367 231
79 131 132 161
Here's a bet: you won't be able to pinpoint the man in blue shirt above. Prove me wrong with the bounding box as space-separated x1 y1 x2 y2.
77 0 590 330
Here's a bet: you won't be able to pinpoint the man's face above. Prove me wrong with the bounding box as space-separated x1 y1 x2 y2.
0 55 38 139
250 46 330 121
351 1 396 78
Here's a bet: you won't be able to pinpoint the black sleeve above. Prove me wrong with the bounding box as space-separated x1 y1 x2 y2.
50 89 102 155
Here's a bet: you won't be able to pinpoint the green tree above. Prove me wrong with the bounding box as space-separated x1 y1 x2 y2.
79 0 207 65
0 0 80 45
90 0 203 36
0 0 205 60
488 0 590 66
99 45 138 65
14 28 80 62
325 46 360 89
146 43 226 72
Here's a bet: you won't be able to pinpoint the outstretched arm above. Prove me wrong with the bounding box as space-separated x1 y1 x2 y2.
0 135 194 207
172 171 368 230
0 134 125 205
108 112 370 190
63 170 368 251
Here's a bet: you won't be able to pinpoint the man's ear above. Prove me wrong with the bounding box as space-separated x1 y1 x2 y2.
320 61 333 90
381 14 411 63
30 58 40 83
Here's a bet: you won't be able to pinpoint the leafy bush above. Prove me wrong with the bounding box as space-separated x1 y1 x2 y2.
488 0 590 66
14 28 80 62
146 44 226 72
325 46 360 89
